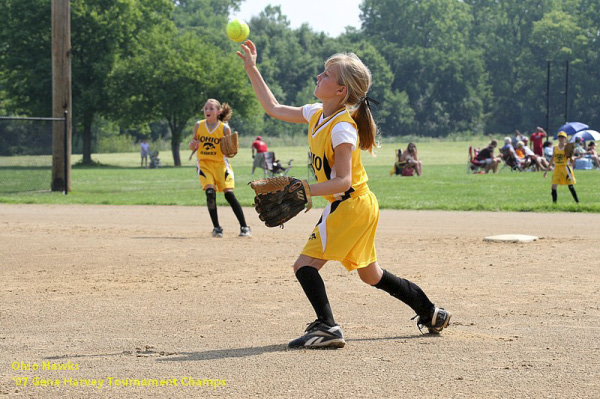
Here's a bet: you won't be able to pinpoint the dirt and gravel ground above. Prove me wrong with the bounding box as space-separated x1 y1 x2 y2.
1 204 599 398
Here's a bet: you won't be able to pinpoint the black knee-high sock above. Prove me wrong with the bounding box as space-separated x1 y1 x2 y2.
295 266 336 327
568 185 579 203
374 269 435 320
205 188 219 228
224 191 247 227
552 189 557 203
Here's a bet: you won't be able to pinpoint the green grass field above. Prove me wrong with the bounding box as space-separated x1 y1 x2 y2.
2 140 599 212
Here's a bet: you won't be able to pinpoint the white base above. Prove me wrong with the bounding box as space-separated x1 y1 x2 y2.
483 234 539 243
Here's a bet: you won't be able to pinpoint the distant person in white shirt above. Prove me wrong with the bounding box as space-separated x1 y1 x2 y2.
140 139 150 167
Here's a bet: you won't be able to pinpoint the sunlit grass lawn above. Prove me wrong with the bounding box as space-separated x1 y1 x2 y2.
1 140 599 212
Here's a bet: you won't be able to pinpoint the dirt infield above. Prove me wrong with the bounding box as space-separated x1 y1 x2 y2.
1 204 599 398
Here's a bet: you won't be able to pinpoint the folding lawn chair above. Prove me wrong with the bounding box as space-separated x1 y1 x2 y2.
467 146 485 174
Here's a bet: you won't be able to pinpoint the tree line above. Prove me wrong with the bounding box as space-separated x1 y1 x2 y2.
1 0 599 164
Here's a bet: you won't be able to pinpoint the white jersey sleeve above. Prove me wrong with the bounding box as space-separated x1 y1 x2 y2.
302 103 357 151
331 123 357 151
302 103 323 122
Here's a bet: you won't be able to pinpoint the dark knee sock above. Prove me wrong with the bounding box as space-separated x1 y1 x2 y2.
374 269 435 320
551 189 557 203
205 188 219 228
295 266 335 327
568 185 579 203
224 191 247 227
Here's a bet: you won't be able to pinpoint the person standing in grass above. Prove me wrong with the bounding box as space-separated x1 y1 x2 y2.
529 127 547 157
544 131 578 204
140 138 150 168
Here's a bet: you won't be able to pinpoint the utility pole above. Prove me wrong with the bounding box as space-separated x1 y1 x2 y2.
51 0 72 192
564 60 569 123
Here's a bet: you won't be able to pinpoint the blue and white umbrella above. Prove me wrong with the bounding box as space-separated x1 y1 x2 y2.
569 130 600 143
554 122 589 138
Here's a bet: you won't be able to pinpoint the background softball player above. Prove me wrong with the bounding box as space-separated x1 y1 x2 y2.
191 99 251 237
238 40 451 349
545 131 579 204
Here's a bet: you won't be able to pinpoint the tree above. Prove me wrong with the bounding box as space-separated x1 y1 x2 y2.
245 6 326 137
0 0 173 164
361 0 488 136
466 0 554 132
71 0 173 164
109 26 260 165
0 0 53 117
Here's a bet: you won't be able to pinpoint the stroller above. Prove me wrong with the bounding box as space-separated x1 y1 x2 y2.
149 150 162 168
270 157 293 176
254 151 293 177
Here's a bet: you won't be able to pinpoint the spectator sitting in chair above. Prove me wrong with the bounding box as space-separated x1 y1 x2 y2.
573 137 586 160
586 141 600 168
399 142 423 176
500 137 521 170
512 130 526 148
515 141 530 168
543 141 554 165
251 135 268 159
516 140 549 171
476 139 501 173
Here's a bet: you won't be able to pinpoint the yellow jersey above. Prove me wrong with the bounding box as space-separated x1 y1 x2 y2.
194 120 227 162
553 146 567 166
306 106 369 203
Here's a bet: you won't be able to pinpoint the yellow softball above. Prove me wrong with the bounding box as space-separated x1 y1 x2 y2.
226 19 250 43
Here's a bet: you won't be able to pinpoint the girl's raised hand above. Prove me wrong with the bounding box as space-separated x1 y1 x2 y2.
237 40 257 70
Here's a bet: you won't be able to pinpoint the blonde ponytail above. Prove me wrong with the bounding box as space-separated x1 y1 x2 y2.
325 53 378 153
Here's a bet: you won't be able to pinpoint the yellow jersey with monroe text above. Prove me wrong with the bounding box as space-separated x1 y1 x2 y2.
302 106 378 270
307 108 369 202
553 146 568 166
194 120 226 162
552 145 576 185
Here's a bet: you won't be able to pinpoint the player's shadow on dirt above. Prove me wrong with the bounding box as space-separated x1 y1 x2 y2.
348 334 440 342
156 344 287 362
157 335 434 362
130 236 194 240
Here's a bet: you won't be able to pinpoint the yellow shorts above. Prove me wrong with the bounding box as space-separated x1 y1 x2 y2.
197 159 234 192
552 164 576 185
301 191 379 271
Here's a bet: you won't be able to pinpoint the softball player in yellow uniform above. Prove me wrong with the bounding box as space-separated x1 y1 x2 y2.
191 99 251 238
545 131 579 204
238 40 451 349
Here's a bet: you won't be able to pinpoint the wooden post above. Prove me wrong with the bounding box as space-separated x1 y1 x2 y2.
51 0 72 192
564 60 569 124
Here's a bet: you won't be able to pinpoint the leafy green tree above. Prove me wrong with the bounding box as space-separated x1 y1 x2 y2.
0 0 173 163
245 6 325 137
467 0 600 134
172 0 242 30
565 0 600 127
108 26 260 165
361 0 488 136
0 0 52 117
71 0 173 164
467 0 555 133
